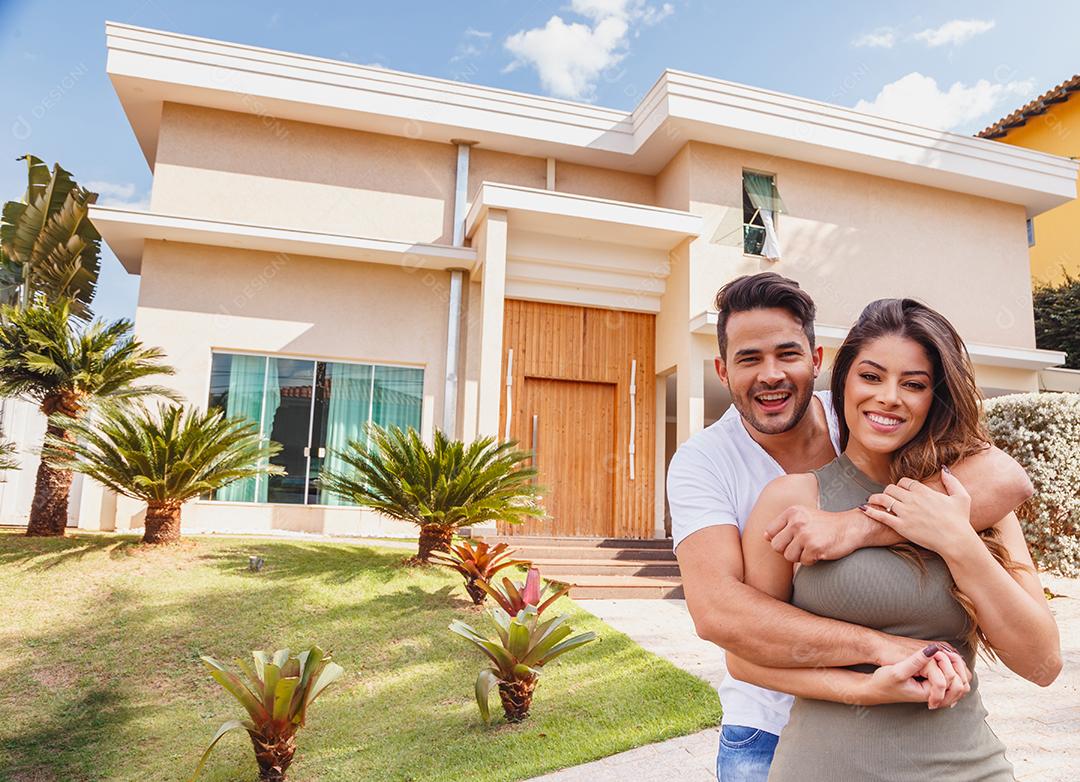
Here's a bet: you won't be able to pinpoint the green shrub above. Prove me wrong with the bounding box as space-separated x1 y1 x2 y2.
1033 273 1080 370
983 392 1080 576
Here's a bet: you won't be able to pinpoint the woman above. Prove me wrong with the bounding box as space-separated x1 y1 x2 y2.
728 298 1061 781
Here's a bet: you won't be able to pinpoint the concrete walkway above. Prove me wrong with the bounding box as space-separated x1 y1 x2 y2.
528 575 1080 782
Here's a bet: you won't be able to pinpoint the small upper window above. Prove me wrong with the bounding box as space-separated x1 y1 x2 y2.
742 171 786 260
1026 218 1035 247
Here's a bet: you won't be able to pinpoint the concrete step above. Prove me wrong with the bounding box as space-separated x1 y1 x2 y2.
509 545 677 562
555 574 686 600
476 535 674 550
529 558 681 577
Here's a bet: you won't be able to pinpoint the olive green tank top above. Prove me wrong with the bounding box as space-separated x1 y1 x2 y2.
767 454 1014 782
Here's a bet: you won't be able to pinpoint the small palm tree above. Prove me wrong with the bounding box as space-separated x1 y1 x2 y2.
0 154 101 318
45 402 284 544
319 425 544 564
0 298 176 536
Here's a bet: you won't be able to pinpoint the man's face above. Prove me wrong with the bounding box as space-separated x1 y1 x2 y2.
716 308 822 435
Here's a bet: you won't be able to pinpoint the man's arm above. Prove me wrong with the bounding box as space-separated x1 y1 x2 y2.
678 524 923 668
765 445 1033 564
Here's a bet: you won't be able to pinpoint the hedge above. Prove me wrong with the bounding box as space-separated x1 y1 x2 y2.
984 392 1080 576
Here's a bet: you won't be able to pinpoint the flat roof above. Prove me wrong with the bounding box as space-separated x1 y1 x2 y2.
105 22 1078 217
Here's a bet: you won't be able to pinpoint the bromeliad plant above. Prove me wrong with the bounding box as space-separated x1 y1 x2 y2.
318 424 544 564
476 566 571 616
429 539 531 604
191 646 344 782
450 605 596 723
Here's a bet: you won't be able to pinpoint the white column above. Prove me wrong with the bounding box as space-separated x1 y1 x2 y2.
475 210 508 439
676 353 705 443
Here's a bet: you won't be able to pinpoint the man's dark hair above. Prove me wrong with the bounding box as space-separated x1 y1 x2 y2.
714 272 816 360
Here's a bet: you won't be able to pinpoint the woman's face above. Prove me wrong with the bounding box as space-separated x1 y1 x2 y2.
843 334 935 454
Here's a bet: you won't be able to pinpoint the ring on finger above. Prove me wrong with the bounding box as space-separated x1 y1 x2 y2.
887 498 897 513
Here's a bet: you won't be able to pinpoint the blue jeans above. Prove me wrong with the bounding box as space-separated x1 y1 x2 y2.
716 724 779 782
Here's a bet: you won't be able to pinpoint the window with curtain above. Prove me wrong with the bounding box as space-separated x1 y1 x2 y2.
207 351 423 505
743 171 786 260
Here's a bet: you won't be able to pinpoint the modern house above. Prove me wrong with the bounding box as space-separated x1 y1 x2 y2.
979 75 1080 286
67 22 1075 539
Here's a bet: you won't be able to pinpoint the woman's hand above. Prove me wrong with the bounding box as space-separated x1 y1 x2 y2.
861 467 979 559
861 644 972 708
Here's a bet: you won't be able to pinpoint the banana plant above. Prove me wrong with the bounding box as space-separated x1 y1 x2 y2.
0 154 101 318
475 566 570 616
190 646 344 782
429 539 531 604
450 606 596 723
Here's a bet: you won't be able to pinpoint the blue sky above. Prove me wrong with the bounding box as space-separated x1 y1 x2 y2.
3 0 1078 323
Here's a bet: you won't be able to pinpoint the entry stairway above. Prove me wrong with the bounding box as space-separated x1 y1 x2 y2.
473 535 683 599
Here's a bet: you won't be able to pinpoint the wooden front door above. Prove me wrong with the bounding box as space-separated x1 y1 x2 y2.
517 377 616 537
498 300 655 538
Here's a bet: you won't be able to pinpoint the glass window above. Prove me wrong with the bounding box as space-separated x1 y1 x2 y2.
743 171 785 257
207 351 422 505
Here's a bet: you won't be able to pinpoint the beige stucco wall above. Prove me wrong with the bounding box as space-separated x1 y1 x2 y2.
106 239 450 535
684 141 1038 351
152 103 458 244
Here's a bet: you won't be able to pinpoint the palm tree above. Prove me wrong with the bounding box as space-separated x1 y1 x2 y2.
319 425 544 564
46 402 284 544
0 154 101 318
0 299 176 536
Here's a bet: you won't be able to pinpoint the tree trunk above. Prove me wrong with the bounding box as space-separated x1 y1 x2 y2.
415 523 455 564
25 422 75 537
252 731 295 782
498 676 538 723
143 501 182 544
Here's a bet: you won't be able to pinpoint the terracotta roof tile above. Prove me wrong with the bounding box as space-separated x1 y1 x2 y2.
977 74 1080 139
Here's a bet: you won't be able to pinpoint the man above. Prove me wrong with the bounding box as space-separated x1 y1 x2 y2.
669 273 1032 782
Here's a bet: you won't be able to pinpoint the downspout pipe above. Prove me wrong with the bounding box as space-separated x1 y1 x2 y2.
443 140 475 436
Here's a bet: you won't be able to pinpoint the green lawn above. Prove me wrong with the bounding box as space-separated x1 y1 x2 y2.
0 531 720 782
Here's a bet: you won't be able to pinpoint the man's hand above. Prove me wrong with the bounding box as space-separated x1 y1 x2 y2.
764 505 866 565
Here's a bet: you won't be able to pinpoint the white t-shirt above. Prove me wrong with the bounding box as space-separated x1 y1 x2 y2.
668 389 841 736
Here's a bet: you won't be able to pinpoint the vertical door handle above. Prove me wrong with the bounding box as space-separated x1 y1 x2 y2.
531 413 539 476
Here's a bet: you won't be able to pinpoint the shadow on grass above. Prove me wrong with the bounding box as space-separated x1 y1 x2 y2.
199 541 409 586
2 688 141 782
0 532 144 572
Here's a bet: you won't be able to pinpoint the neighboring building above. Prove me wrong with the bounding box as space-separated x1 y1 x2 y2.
979 76 1080 285
79 22 1074 539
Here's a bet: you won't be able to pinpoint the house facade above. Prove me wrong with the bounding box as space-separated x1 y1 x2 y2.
979 75 1080 286
77 22 1075 539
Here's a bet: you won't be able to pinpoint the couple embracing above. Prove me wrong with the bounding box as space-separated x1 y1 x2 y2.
669 272 1062 781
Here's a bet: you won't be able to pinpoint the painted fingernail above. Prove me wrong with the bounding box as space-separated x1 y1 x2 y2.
858 504 868 511
941 464 951 474
922 644 940 657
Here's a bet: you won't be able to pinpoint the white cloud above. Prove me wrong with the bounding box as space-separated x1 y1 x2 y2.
914 19 995 47
504 0 673 100
85 180 150 211
853 27 897 48
464 28 491 39
853 72 1034 131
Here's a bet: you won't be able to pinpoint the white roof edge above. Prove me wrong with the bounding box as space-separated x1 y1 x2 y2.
104 22 1078 214
690 312 1065 371
464 181 702 238
89 205 476 274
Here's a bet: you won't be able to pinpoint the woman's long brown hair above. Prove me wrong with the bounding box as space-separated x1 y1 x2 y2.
830 298 1028 656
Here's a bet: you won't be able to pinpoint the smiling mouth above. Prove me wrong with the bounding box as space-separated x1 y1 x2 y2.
864 411 906 432
754 390 792 414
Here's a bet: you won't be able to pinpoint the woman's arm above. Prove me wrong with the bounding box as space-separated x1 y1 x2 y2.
940 513 1061 685
863 470 1062 686
737 473 968 708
